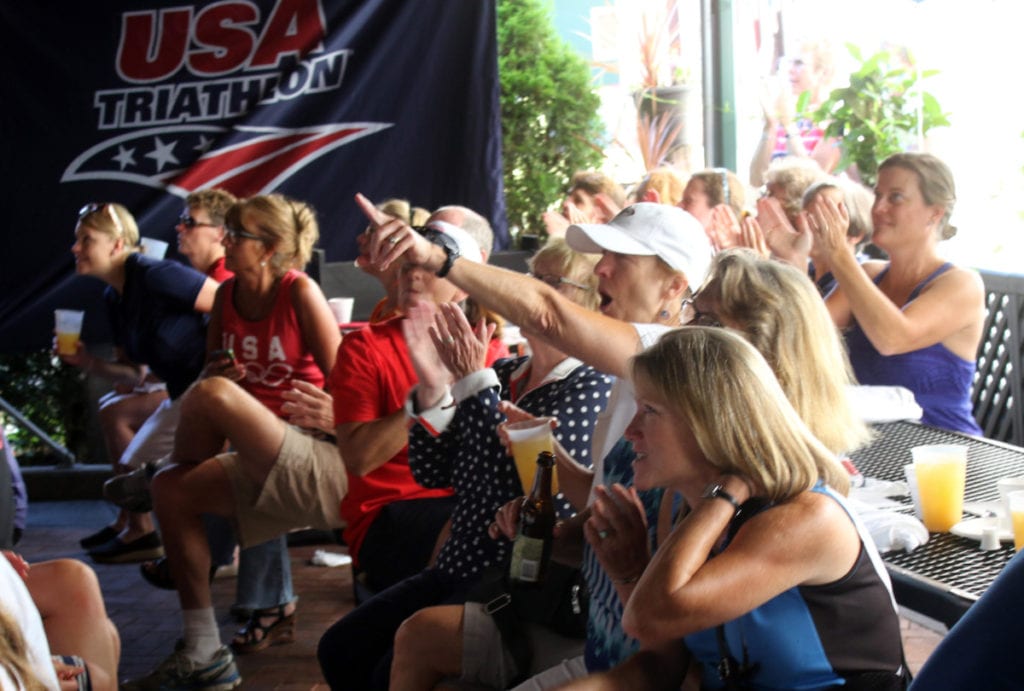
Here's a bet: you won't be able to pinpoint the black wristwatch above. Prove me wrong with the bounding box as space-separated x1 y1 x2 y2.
418 227 460 278
702 482 742 513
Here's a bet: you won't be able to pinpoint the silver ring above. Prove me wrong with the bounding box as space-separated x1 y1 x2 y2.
598 529 609 540
388 234 400 245
444 336 455 345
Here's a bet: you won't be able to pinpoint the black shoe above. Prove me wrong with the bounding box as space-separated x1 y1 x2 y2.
89 532 164 564
79 525 119 550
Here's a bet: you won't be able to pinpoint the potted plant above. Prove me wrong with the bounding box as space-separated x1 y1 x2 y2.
809 44 950 185
633 2 691 170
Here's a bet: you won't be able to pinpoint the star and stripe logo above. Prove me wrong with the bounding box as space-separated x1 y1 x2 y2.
61 122 392 198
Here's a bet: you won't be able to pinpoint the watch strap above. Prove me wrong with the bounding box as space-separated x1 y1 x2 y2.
703 483 742 513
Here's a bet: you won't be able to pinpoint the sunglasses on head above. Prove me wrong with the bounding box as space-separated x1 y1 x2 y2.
78 202 126 237
177 212 222 231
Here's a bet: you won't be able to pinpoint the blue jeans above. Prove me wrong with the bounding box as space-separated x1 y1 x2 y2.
235 534 294 611
204 513 292 611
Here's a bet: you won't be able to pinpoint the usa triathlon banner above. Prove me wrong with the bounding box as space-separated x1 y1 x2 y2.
0 0 506 351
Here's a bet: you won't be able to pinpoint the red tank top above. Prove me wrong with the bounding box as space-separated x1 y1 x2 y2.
219 270 324 417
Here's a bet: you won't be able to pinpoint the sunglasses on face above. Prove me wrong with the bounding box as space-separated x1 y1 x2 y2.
78 202 125 237
224 225 266 243
528 272 591 291
177 212 221 230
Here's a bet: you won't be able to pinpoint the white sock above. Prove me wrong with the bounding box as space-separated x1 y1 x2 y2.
182 607 221 663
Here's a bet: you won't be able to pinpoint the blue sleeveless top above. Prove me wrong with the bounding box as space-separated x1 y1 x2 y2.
845 263 982 435
684 483 904 690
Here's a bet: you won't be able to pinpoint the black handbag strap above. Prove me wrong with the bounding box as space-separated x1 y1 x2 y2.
468 570 532 685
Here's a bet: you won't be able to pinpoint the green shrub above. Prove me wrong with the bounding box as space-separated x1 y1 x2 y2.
0 350 89 465
498 0 605 239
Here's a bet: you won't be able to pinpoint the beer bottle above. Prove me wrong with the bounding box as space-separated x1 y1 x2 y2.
509 450 556 584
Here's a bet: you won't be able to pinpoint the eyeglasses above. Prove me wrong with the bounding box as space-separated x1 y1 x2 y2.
178 212 221 231
78 203 125 237
528 273 591 291
224 225 266 243
681 294 722 327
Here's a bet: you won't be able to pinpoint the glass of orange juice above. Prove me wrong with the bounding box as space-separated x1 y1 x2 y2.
54 309 85 356
1007 491 1024 551
505 417 557 495
912 444 968 532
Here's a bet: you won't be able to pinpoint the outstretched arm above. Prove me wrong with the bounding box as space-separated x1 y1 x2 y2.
356 193 646 379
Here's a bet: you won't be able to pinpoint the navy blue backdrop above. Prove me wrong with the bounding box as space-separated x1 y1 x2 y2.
0 0 506 352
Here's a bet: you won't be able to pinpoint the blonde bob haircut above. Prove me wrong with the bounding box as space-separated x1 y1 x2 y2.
226 194 318 276
699 249 870 456
527 237 601 312
78 202 139 249
632 327 850 500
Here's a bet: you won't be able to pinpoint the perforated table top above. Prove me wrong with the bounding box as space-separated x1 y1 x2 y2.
850 421 1022 610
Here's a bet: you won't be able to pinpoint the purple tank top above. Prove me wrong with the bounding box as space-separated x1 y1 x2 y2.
845 263 982 435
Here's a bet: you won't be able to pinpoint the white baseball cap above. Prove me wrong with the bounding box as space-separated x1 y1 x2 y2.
566 203 712 286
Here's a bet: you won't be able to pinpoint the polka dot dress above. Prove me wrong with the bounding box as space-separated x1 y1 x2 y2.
409 356 612 580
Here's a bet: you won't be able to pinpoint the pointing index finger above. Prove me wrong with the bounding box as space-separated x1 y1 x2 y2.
355 193 390 229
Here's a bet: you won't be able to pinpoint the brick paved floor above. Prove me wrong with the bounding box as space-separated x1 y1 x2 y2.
15 499 943 688
17 500 354 690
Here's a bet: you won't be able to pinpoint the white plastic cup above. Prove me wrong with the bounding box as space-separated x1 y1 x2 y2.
139 237 169 259
54 309 85 356
998 477 1024 531
912 444 968 533
903 464 923 521
505 417 556 495
328 297 354 324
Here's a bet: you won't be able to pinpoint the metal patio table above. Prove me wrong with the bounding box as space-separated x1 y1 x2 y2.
849 420 1023 629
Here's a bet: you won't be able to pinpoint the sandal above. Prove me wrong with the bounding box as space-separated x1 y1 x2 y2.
231 603 296 654
140 557 218 590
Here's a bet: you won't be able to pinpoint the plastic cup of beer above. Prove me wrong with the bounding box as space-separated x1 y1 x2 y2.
1007 490 1024 551
911 444 968 533
505 417 557 495
54 309 85 356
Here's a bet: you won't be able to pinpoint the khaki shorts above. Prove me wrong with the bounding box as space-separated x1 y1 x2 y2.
461 603 586 689
218 425 347 548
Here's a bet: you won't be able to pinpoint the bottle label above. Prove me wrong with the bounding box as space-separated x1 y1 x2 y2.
509 534 545 582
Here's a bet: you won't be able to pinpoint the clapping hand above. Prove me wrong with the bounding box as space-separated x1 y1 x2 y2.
430 302 494 381
706 204 744 252
803 193 851 261
584 484 650 585
756 196 811 267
